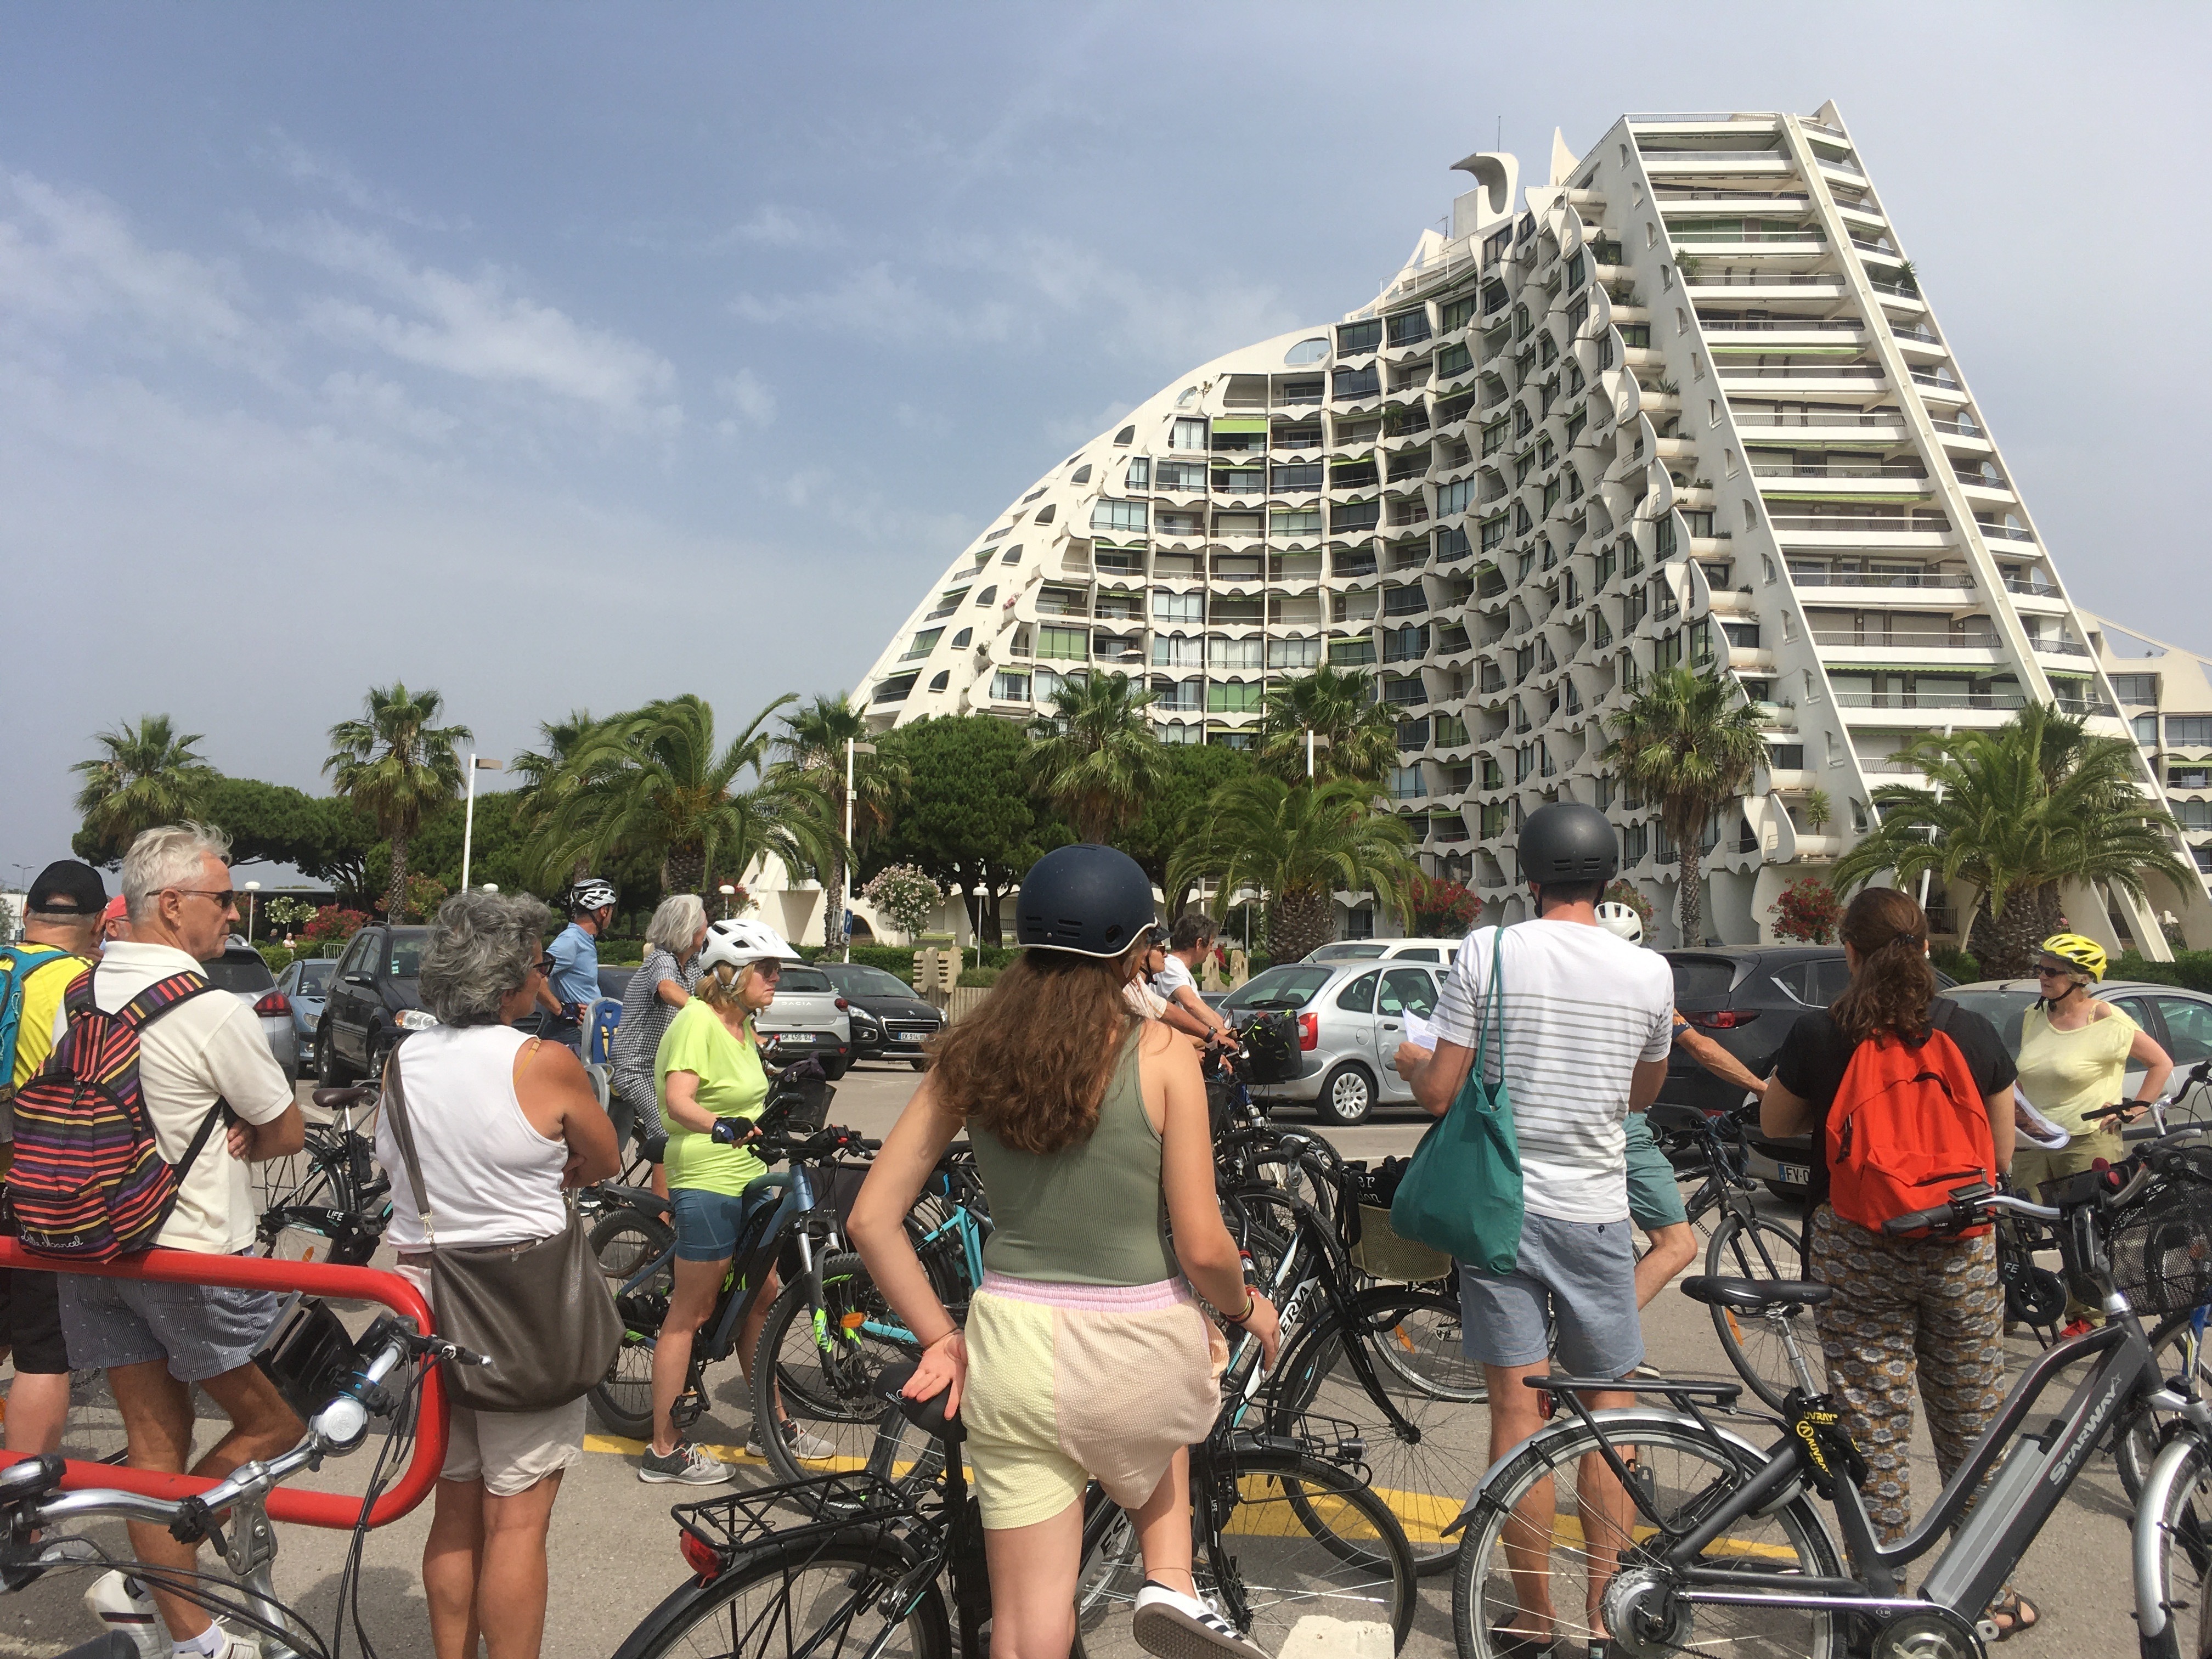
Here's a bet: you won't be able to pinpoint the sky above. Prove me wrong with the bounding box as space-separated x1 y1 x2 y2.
5 1 2208 879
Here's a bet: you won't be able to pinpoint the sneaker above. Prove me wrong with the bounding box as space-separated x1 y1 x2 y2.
639 1442 732 1485
748 1417 837 1462
1131 1579 1270 1659
84 1570 167 1658
1486 1628 1558 1659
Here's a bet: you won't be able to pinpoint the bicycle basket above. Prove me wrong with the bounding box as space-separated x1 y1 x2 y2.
2108 1178 2212 1318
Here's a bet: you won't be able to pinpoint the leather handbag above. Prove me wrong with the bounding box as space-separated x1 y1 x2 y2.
381 1046 622 1413
1389 927 1525 1275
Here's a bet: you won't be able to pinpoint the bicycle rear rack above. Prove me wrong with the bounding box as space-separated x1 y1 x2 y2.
673 1470 917 1566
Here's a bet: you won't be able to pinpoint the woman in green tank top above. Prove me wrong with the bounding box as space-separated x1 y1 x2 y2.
851 847 1280 1659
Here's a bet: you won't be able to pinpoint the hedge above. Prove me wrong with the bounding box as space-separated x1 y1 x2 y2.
795 944 1021 979
2113 951 2212 995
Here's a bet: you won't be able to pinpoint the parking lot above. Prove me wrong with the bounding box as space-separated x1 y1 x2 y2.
1 1063 2143 1657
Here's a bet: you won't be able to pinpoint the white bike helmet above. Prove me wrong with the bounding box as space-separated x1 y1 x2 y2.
697 917 803 980
1595 900 1644 945
570 877 618 915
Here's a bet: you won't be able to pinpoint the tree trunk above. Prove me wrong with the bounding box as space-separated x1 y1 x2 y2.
384 833 409 926
666 845 705 897
1675 838 1704 946
980 885 1005 948
2035 883 2066 940
825 855 848 961
1271 887 1331 964
1983 890 2046 979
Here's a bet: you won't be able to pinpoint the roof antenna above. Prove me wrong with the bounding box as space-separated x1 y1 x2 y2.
1496 115 1502 151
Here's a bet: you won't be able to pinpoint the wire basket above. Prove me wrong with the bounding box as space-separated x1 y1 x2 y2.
1348 1204 1454 1284
2108 1178 2212 1319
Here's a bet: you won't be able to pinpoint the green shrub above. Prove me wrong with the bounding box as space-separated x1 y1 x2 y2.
1931 949 1980 985
2114 951 2212 994
252 941 295 974
957 966 1001 988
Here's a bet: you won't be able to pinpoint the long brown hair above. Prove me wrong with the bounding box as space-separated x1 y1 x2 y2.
1828 888 1937 1045
929 945 1142 1154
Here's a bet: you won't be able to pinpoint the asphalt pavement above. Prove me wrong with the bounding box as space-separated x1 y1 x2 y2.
1 1064 2142 1656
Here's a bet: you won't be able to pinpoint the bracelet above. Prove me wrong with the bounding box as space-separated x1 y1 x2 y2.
1228 1291 1256 1325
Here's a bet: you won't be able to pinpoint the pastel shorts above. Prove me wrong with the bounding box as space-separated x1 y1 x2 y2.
961 1272 1227 1530
396 1262 583 1496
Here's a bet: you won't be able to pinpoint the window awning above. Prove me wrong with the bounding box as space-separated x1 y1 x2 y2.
1211 417 1270 433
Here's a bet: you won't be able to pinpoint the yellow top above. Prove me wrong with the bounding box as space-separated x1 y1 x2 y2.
10 950 89 1090
654 997 769 1195
2016 1002 2138 1137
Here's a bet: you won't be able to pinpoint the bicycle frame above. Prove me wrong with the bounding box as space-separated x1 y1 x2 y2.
613 1167 827 1369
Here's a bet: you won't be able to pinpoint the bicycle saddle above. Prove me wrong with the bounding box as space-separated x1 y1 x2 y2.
874 1361 964 1446
1679 1275 1832 1311
312 1086 375 1110
1644 1103 1709 1135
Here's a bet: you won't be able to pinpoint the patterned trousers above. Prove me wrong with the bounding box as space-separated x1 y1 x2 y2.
1809 1204 2006 1543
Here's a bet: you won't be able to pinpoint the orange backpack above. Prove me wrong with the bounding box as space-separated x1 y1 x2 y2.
1826 1001 1996 1239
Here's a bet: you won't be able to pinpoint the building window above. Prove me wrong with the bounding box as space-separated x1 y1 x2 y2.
1034 504 1056 524
2112 674 2160 705
1271 507 1323 537
1208 680 1263 713
1436 478 1474 517
1332 363 1381 400
1125 457 1150 488
1386 309 1432 347
2135 715 2160 746
1113 425 1136 445
974 585 997 607
1170 417 1207 450
1091 499 1148 532
2171 717 2212 748
950 628 972 648
902 628 944 659
1036 626 1087 662
1152 591 1204 624
1338 318 1383 356
1331 500 1382 533
990 670 1030 701
1152 633 1201 667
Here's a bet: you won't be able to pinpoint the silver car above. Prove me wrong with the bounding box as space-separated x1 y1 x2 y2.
208 940 300 1082
753 962 856 1080
1222 958 1445 1126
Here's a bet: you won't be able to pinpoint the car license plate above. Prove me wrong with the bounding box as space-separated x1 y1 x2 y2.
1779 1163 1811 1187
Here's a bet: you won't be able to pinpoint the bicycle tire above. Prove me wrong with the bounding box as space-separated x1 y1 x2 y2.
1704 1211 1821 1412
2118 1308 2212 1503
753 1252 927 1497
1263 1286 1488 1577
590 1205 678 1440
1451 1413 1843 1659
2146 1432 2212 1659
612 1530 950 1659
1071 1450 1416 1659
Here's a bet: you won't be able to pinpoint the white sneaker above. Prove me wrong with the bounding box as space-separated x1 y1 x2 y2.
83 1570 166 1658
1132 1579 1271 1659
748 1417 837 1462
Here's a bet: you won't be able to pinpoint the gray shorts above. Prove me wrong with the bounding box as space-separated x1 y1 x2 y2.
58 1262 283 1384
1459 1210 1643 1376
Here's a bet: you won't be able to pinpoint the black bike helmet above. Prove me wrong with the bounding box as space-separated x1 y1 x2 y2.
1517 801 1619 885
1015 844 1156 958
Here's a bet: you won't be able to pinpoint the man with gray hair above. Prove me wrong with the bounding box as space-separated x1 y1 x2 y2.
58 824 305 1659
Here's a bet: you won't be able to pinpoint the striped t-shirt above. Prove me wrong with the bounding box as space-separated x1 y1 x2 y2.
1431 920 1674 1223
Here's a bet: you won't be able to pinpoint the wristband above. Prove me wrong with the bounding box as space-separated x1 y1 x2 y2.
1229 1292 1257 1325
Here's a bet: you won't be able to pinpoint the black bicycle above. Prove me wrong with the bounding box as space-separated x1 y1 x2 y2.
253 1082 392 1268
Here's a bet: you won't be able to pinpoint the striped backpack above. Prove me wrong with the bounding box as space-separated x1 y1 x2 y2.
9 966 229 1261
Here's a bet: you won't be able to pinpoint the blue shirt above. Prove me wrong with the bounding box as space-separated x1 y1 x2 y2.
547 922 601 1009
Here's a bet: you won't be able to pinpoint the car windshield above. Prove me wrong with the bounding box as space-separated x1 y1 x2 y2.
1223 966 1336 1012
295 960 334 994
825 965 912 998
1942 989 2035 1053
206 951 275 993
778 967 834 996
387 936 428 979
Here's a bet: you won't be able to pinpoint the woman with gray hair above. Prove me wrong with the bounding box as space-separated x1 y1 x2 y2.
611 894 710 1189
374 889 619 1659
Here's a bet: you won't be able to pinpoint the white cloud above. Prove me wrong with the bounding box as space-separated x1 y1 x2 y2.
320 369 461 443
715 368 776 424
259 129 457 230
719 204 825 249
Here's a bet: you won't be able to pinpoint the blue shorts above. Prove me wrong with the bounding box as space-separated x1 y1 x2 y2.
669 1187 770 1263
58 1255 285 1384
1459 1210 1643 1377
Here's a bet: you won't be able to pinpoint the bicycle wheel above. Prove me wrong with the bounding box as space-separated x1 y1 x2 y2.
753 1252 924 1491
1705 1212 1821 1412
591 1206 676 1439
614 1532 950 1659
2147 1431 2212 1659
2119 1308 2212 1502
1072 1452 1415 1659
1451 1415 1842 1659
1264 1286 1488 1577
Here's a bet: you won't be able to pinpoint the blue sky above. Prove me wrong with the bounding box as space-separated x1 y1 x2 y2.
5 2 2207 874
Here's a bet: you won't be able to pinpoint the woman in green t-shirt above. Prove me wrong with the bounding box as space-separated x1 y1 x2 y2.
637 921 830 1485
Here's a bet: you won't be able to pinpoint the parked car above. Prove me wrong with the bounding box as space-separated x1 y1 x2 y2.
815 962 945 1068
597 964 635 1003
208 940 298 1082
1735 970 2188 1199
317 924 433 1085
1300 937 1465 967
1219 957 1445 1125
751 961 854 1080
273 956 336 1075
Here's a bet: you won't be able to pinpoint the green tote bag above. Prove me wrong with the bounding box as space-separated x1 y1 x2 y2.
1388 927 1524 1274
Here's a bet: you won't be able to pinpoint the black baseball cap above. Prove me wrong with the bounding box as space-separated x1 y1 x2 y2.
26 860 108 917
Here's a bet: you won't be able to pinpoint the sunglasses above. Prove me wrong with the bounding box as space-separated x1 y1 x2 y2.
168 888 239 911
2035 963 2074 979
534 952 556 978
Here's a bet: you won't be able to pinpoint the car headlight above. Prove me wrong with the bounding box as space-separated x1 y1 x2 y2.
850 1011 880 1030
395 1010 439 1031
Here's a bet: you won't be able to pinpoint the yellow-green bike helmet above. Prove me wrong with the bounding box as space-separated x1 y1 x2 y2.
2039 932 2107 983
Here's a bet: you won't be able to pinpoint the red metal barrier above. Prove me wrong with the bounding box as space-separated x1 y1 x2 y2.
0 1242 447 1529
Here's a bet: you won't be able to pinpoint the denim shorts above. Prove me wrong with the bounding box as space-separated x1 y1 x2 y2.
58 1256 284 1383
1624 1112 1689 1231
1459 1210 1643 1377
669 1187 769 1263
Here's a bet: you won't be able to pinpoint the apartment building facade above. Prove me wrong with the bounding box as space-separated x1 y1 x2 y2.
857 105 2210 956
2090 613 2212 894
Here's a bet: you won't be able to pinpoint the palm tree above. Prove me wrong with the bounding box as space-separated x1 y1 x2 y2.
324 685 470 924
71 714 222 864
1831 703 2191 976
1602 667 1767 946
1169 776 1417 963
1255 665 1401 786
535 693 839 899
773 693 907 959
511 709 601 885
1029 673 1165 844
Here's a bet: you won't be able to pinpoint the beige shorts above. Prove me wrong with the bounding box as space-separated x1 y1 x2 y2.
961 1272 1226 1530
394 1262 585 1498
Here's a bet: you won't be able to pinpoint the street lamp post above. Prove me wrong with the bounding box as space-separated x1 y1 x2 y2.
460 755 504 894
719 883 736 921
244 880 261 944
843 737 877 962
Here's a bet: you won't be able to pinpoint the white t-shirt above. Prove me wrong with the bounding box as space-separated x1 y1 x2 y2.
1431 919 1674 1224
1152 955 1197 1001
54 941 295 1254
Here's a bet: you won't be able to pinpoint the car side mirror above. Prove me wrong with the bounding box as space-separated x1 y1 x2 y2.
346 973 373 986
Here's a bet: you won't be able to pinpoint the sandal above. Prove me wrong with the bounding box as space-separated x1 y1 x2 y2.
1985 1589 2040 1642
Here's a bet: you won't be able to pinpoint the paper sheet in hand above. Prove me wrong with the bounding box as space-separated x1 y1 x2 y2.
2013 1087 2072 1152
1401 1011 1438 1052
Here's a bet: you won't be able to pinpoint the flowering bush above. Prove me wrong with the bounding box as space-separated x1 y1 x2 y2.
1770 876 1843 944
1602 881 1655 935
301 905 370 944
263 896 316 936
403 873 449 923
862 865 944 939
1407 874 1477 936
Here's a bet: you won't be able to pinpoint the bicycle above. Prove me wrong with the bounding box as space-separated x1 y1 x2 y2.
253 1083 392 1268
1443 1158 2212 1659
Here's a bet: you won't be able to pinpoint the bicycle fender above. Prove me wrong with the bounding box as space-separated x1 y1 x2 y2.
2135 1429 2210 1649
1440 1407 1778 1539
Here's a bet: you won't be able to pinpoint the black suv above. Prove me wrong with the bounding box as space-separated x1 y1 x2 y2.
816 962 946 1069
318 924 433 1084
